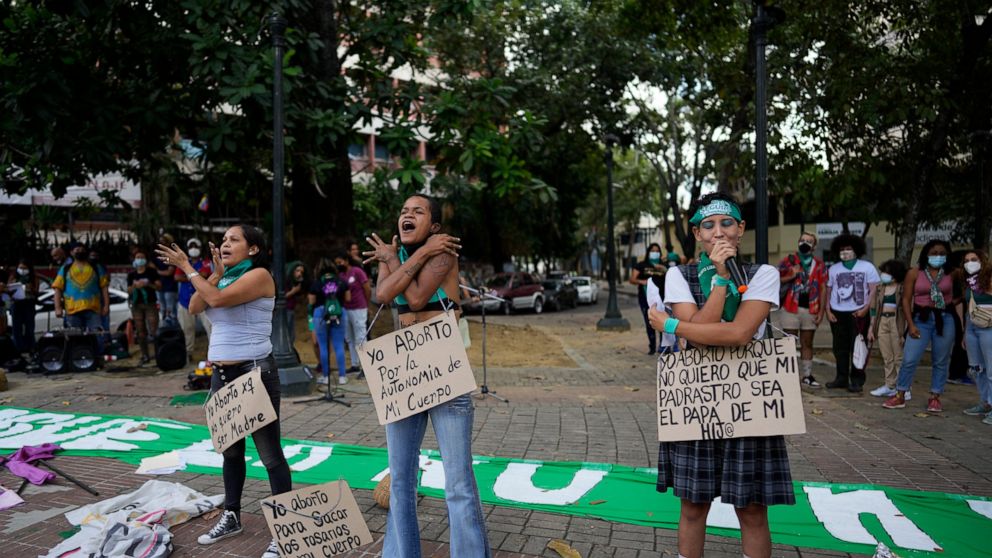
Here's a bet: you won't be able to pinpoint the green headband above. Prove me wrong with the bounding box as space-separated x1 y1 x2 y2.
689 199 742 225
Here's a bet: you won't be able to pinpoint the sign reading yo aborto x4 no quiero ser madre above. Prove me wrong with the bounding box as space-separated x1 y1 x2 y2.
359 312 477 425
657 337 806 441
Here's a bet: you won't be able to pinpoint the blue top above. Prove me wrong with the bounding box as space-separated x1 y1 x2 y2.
205 297 274 361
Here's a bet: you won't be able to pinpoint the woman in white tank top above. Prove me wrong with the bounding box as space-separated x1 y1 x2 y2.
156 225 288 558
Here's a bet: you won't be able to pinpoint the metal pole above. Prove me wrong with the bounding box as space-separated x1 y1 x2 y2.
269 13 310 395
598 135 629 332
753 3 770 265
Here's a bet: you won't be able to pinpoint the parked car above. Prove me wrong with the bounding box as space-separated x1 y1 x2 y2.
483 272 545 314
573 276 599 304
541 278 578 311
5 288 131 338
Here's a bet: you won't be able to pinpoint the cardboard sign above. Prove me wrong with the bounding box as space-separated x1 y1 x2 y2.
657 337 806 442
261 480 372 558
359 312 477 424
205 368 277 453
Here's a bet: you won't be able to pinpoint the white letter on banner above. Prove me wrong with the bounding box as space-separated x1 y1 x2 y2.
492 463 606 505
250 445 332 471
804 487 941 551
968 500 992 521
706 497 741 529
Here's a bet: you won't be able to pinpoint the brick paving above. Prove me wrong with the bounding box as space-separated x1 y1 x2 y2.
1 283 990 557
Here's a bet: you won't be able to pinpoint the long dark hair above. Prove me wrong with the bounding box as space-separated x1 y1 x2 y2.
237 224 270 270
644 243 662 262
916 239 952 274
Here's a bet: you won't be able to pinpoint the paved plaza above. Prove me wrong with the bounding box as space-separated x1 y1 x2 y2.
2 284 991 557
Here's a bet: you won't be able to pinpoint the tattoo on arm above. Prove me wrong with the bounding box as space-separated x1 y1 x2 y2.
404 261 423 278
429 254 452 276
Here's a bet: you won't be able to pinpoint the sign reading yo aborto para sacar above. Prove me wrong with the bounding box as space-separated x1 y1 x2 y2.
261 480 372 558
657 337 806 442
359 312 477 424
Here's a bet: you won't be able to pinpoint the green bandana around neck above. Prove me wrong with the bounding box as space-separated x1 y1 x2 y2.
698 252 741 322
218 259 253 290
799 253 813 271
842 259 857 270
689 199 742 226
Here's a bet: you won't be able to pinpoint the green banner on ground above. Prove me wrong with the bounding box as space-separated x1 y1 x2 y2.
1 406 989 557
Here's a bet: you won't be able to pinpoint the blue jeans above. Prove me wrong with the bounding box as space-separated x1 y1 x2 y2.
384 394 491 558
66 310 105 353
965 317 992 405
313 306 345 378
160 290 178 323
896 313 955 394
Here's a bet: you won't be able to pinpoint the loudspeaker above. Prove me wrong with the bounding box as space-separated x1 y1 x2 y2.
35 331 100 374
155 323 186 371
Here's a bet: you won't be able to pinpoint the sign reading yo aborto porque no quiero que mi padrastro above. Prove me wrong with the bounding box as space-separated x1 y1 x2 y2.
657 337 806 442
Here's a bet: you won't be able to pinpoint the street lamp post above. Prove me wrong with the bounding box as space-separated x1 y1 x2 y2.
270 13 311 396
751 2 783 264
597 135 630 332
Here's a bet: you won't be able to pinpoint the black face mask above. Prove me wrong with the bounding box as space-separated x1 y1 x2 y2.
73 252 88 262
337 264 348 273
798 242 813 254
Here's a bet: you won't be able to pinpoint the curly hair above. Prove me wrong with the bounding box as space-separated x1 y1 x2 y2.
878 259 908 283
829 234 866 259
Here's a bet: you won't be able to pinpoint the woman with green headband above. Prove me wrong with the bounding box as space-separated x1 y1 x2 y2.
648 192 793 558
156 225 291 558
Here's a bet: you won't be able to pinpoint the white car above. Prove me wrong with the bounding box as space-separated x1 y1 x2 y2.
573 276 599 304
5 288 131 338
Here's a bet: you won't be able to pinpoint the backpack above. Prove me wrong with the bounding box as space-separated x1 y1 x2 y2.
321 275 344 318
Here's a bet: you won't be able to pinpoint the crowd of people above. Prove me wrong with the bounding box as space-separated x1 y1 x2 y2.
777 233 992 423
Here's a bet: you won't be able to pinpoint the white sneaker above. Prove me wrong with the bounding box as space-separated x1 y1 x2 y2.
338 375 347 385
261 539 280 558
316 375 328 385
905 391 912 401
870 385 896 397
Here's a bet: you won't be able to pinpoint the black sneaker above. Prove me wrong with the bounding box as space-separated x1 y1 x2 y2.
825 380 849 389
801 375 821 388
197 510 243 545
262 539 280 558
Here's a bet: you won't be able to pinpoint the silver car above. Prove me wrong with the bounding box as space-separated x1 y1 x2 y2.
5 288 131 337
572 276 599 304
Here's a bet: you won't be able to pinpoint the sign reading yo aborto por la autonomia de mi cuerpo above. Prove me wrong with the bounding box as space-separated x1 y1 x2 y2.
657 337 807 442
359 312 477 425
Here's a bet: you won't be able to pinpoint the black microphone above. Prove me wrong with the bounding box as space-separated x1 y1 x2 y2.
724 256 749 294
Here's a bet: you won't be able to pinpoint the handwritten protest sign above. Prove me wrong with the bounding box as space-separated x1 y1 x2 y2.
205 368 277 453
261 480 372 558
359 312 476 424
657 337 806 442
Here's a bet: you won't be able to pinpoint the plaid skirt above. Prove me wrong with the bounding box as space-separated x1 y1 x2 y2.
656 436 795 507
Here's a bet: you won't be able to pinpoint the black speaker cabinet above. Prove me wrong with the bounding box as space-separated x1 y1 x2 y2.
35 331 100 374
155 323 187 371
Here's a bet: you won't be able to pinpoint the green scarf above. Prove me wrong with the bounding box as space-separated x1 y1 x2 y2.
798 253 813 272
217 259 253 290
698 252 741 322
842 259 857 270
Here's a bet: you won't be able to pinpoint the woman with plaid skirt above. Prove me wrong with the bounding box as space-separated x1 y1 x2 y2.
648 193 795 558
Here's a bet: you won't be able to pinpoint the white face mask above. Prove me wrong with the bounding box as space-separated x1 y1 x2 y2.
16 268 29 277
965 261 982 275
880 273 893 284
839 250 856 262
188 247 201 258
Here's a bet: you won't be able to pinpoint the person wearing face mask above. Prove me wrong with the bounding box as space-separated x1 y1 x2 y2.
175 238 213 361
646 193 793 558
283 261 307 346
308 258 350 386
334 251 371 375
7 259 39 355
53 243 110 338
631 243 668 355
778 232 828 387
883 239 960 413
957 250 992 424
825 234 880 392
867 260 908 398
127 250 162 365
